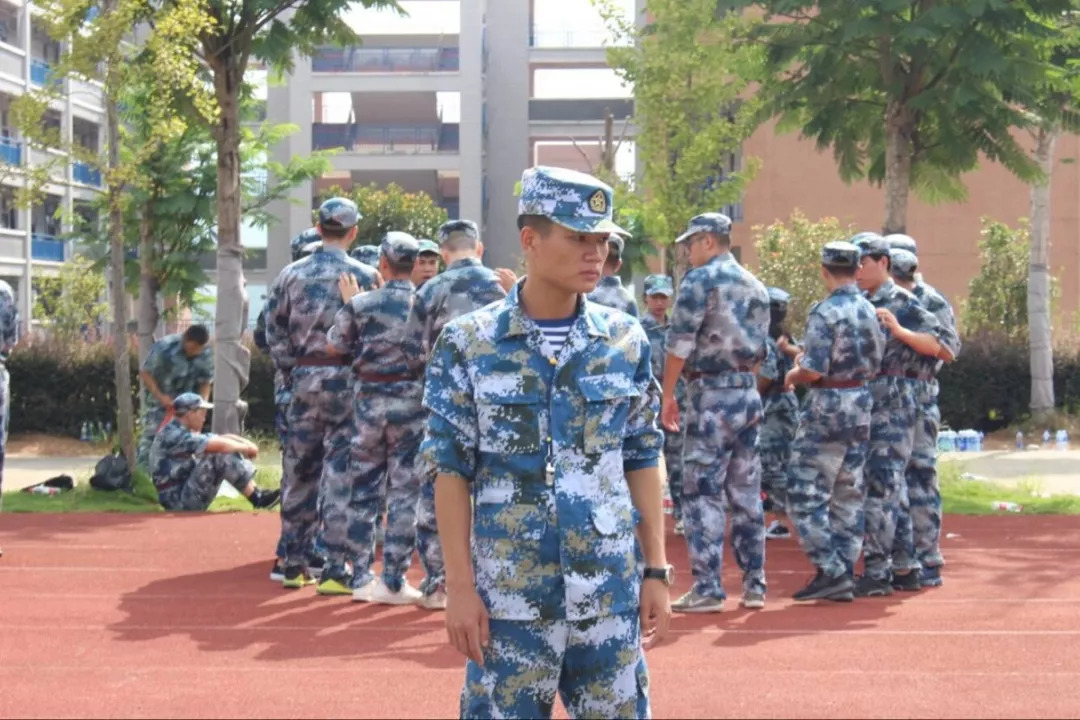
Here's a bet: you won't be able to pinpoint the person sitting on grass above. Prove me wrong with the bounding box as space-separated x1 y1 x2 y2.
149 393 280 512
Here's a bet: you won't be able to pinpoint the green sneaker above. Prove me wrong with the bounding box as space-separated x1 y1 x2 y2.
316 574 353 596
282 565 314 589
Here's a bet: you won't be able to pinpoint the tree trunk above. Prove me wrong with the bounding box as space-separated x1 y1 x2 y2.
210 63 250 434
105 55 135 471
136 199 158 366
882 103 913 235
1028 124 1057 421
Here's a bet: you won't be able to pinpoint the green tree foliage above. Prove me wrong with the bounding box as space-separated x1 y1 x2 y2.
31 256 108 340
323 182 448 247
752 211 854 337
597 0 760 244
722 0 1072 233
962 219 1037 343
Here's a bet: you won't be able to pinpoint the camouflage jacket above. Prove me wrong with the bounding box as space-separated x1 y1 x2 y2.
406 256 506 361
759 335 799 417
149 418 210 490
0 279 18 361
587 275 638 317
913 281 961 380
866 279 944 380
421 282 663 622
141 335 213 412
799 284 884 384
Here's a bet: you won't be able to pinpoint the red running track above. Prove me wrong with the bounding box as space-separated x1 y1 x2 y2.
0 512 1078 719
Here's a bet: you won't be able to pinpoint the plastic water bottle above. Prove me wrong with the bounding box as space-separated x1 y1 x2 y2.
1043 429 1051 445
80 421 89 442
991 501 1022 512
938 430 955 452
1055 430 1069 450
1016 430 1024 449
29 486 59 496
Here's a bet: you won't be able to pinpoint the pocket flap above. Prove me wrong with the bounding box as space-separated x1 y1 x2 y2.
578 373 641 402
591 504 635 536
474 503 547 540
476 375 541 405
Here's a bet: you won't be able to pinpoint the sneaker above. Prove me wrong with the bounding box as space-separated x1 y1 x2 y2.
250 488 281 509
672 590 725 613
920 566 944 588
307 556 326 579
269 560 285 582
674 519 685 536
418 587 448 611
740 591 766 610
793 570 854 602
282 565 315 589
765 520 791 540
853 574 894 598
353 577 423 605
891 570 922 592
316 570 353 596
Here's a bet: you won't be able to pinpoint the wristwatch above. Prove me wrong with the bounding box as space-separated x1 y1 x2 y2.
643 565 675 586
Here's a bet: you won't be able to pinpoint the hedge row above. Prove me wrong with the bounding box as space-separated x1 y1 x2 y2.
5 337 1075 438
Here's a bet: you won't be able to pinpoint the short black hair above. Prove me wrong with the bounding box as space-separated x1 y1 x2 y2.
822 263 856 278
517 215 554 235
384 257 415 276
183 324 210 345
866 251 891 270
319 223 351 240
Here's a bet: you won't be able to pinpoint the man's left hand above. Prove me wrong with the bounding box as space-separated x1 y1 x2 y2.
640 578 671 648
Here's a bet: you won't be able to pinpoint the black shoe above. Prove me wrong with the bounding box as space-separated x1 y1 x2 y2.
250 488 281 509
793 570 854 601
306 556 326 579
282 565 314 589
920 566 944 587
891 570 922 592
854 574 894 597
269 560 285 582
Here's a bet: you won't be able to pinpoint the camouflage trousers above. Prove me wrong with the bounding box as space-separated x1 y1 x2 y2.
895 382 943 570
786 388 872 578
416 468 444 595
862 378 918 581
156 453 256 512
273 389 327 563
280 366 354 572
680 379 766 599
349 389 424 590
760 392 799 514
0 366 8 502
136 406 168 468
663 426 685 521
460 611 650 720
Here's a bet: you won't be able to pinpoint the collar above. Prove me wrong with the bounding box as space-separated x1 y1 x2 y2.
315 245 347 257
868 278 896 303
384 279 413 291
703 252 734 270
448 257 482 270
496 280 610 341
831 283 860 298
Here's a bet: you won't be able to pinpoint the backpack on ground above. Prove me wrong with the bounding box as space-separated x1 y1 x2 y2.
89 454 132 492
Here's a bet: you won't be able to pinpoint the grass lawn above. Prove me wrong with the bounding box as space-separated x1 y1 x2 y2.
4 457 1080 515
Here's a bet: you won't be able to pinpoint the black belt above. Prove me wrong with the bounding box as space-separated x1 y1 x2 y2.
357 373 419 383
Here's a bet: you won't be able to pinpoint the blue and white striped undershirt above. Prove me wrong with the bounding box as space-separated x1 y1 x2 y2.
535 315 575 358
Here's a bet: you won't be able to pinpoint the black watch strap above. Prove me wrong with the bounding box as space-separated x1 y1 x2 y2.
643 565 673 586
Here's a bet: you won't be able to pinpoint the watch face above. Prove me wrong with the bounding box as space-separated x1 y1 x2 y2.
664 565 675 585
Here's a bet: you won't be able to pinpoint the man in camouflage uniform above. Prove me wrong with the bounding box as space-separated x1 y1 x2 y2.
785 243 884 602
852 234 951 597
266 197 380 593
329 232 426 605
663 212 770 612
137 325 214 468
290 227 321 262
586 234 638 316
425 165 669 719
641 273 686 534
0 277 18 557
405 218 508 611
886 239 961 588
149 392 280 512
350 243 380 269
757 287 801 541
412 239 441 288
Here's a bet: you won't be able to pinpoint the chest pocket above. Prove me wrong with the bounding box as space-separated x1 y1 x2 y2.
476 375 542 455
579 374 640 454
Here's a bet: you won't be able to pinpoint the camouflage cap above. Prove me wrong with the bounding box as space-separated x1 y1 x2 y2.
850 232 890 257
174 392 212 415
517 166 629 238
767 287 791 306
885 233 918 255
437 219 480 246
675 212 733 244
821 241 860 268
381 231 420 265
300 240 322 258
890 248 919 278
317 197 360 230
350 244 380 267
607 233 626 257
643 274 674 297
417 239 440 255
291 227 321 262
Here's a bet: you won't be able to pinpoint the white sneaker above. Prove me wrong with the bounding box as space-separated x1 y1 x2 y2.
353 577 423 605
418 588 448 611
765 520 792 540
672 590 725 613
674 519 685 536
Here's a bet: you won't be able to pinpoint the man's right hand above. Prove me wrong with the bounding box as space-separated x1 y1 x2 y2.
494 268 518 293
445 585 490 667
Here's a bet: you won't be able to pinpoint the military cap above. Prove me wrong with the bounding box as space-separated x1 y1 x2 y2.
890 248 919 278
821 241 861 268
300 240 322 258
674 212 733 244
644 274 674 297
767 287 791 306
381 231 420 265
437 219 480 246
290 227 321 262
850 232 890 257
517 166 629 237
350 244 380 267
885 233 918 255
173 392 212 415
317 197 360 229
417 239 440 255
607 233 626 257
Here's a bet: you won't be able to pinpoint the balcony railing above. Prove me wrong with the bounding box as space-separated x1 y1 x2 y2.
30 58 52 87
31 234 65 262
312 123 460 154
312 46 460 73
0 136 20 166
73 161 102 186
529 29 617 48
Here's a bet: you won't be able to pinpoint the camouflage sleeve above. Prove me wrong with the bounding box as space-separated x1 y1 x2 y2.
187 431 211 456
351 264 379 292
759 338 780 382
195 348 213 386
408 290 434 361
327 300 357 356
0 287 18 356
265 271 295 370
622 325 663 472
420 323 479 482
798 310 832 375
141 339 164 374
666 270 705 360
933 296 961 358
253 301 269 353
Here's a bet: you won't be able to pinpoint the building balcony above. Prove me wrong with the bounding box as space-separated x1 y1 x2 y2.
529 29 611 48
30 58 52 87
313 123 460 154
0 135 19 165
0 43 23 83
31 233 64 262
73 161 101 186
313 46 460 73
